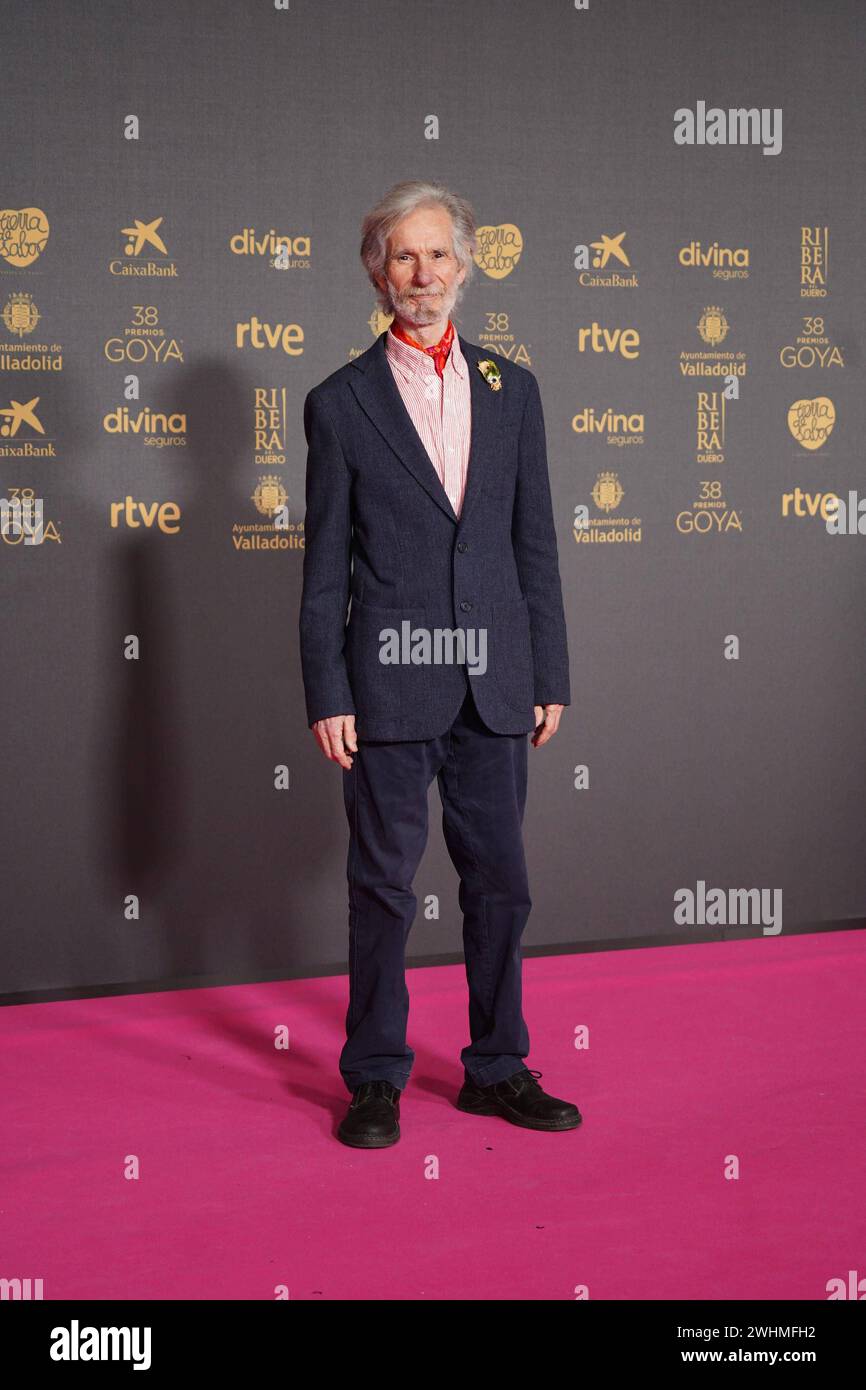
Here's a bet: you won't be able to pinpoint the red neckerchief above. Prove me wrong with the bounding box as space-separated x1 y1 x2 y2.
390 317 455 378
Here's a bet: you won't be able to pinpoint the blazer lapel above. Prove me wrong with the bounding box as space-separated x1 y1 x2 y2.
456 335 503 531
348 329 503 529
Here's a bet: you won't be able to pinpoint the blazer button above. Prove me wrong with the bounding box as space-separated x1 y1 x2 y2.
460 600 472 612
457 541 468 553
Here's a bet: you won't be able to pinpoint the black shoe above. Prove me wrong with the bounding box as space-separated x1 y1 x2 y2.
337 1079 401 1148
456 1068 582 1131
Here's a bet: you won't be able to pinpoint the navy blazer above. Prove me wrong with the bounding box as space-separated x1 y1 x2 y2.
299 329 571 740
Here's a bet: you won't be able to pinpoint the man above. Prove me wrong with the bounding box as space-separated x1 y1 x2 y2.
299 180 582 1147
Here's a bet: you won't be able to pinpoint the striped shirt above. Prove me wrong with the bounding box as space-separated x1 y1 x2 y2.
384 323 471 518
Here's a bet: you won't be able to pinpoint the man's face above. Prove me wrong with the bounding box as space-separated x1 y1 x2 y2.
376 205 467 327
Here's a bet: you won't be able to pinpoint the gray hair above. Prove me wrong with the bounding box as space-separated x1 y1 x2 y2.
360 180 477 317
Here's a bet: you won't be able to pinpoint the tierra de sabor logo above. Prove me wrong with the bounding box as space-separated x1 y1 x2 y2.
787 397 835 451
674 102 782 156
472 224 523 279
0 207 49 267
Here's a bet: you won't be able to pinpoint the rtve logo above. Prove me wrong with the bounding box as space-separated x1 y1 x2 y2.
109 497 181 533
235 317 304 354
577 323 640 359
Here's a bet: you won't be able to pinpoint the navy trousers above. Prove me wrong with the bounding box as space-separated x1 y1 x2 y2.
339 680 533 1093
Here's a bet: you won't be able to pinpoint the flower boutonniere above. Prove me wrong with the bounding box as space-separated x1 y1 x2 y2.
477 357 502 391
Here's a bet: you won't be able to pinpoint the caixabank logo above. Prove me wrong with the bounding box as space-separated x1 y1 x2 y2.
0 395 56 460
111 215 178 278
572 231 638 288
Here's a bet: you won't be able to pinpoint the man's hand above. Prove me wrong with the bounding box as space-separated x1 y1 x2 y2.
531 703 564 748
311 714 358 769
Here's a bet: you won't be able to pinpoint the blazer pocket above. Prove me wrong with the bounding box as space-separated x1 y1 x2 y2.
490 593 535 708
345 596 430 715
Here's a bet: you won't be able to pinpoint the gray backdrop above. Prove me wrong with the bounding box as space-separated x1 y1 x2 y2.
2 0 864 1000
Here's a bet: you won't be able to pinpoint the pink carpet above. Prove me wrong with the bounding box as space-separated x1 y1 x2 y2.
3 930 864 1300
